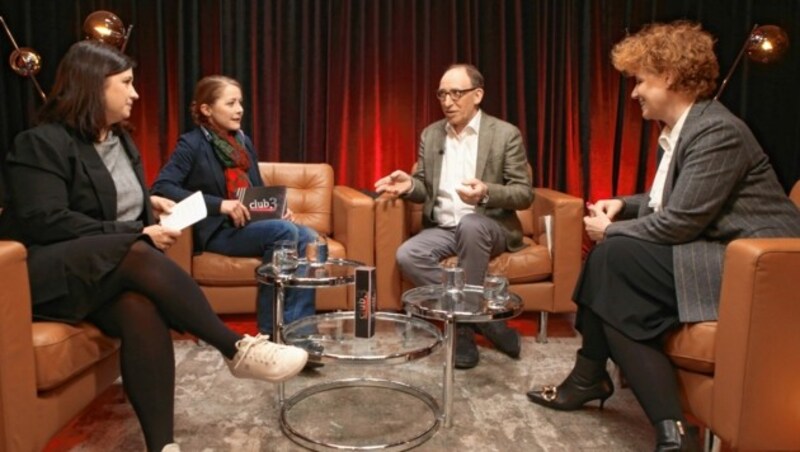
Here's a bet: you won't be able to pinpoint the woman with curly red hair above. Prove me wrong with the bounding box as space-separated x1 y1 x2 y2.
527 21 800 450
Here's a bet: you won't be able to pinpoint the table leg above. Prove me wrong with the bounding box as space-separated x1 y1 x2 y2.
443 315 455 428
273 281 286 404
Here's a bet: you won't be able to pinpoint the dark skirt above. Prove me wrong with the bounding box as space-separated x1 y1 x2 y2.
573 235 679 341
27 233 144 323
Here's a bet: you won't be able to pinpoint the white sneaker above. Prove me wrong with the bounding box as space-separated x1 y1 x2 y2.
161 443 180 452
226 334 308 383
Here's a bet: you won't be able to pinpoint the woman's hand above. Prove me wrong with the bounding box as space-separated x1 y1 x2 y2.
584 203 613 242
588 199 624 221
143 224 181 250
283 207 296 222
220 199 250 228
150 195 176 219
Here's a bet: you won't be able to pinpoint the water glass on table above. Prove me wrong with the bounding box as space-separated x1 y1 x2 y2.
440 264 465 294
272 239 299 275
440 264 465 312
483 272 509 310
306 234 329 267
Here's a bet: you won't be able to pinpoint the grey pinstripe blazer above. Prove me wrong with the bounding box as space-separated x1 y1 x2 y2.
607 100 800 323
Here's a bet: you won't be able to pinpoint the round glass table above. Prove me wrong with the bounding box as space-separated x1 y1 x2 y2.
402 284 523 427
257 260 444 451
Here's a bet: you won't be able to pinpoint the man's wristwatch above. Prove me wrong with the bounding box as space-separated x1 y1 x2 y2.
478 192 489 206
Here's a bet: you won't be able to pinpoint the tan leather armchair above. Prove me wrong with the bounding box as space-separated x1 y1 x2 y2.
374 184 583 342
664 181 800 450
166 162 375 313
0 240 123 452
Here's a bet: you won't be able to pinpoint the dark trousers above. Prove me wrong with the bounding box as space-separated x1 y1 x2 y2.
574 236 686 425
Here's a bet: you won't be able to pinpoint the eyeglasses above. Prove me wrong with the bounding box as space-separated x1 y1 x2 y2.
436 87 480 101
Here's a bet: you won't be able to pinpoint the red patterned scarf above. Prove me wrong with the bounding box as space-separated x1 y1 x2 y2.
206 126 252 198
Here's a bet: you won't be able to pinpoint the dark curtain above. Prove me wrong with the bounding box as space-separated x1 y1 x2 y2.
2 0 799 208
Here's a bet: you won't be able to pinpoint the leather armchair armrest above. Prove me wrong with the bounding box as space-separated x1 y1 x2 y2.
332 186 375 266
0 241 37 450
712 238 800 449
164 226 193 275
531 188 583 312
374 195 409 310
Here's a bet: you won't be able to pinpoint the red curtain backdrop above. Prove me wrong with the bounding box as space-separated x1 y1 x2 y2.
2 0 799 206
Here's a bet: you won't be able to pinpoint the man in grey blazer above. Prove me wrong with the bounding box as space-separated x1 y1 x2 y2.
375 64 533 368
527 21 800 450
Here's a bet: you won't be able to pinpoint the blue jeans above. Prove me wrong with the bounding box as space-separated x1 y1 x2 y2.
205 219 317 334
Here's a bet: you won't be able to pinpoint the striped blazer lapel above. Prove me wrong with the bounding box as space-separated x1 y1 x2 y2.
662 101 711 206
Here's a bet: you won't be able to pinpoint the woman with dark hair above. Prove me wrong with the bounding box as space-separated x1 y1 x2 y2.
526 21 800 450
0 41 308 452
152 75 318 335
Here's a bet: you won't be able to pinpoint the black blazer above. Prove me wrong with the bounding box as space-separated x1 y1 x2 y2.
151 127 262 252
1 123 153 316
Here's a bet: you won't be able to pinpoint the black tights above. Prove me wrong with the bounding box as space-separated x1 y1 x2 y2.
577 308 685 425
88 241 241 451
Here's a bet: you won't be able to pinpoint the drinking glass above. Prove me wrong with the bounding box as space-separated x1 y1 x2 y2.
272 239 299 275
483 272 509 310
440 265 465 294
306 234 329 267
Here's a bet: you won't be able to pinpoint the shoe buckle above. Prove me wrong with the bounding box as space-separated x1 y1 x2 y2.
541 385 558 402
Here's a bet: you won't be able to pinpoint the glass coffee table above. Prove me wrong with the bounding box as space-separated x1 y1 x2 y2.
257 260 444 451
257 258 365 402
402 284 524 427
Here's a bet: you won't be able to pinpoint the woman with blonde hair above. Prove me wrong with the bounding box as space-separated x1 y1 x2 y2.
526 21 800 450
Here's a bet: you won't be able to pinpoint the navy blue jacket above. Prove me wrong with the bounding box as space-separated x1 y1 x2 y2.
151 127 263 252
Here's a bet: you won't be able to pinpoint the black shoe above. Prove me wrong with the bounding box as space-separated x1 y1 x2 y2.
455 325 479 369
527 352 614 410
472 321 521 359
294 339 325 370
654 420 700 452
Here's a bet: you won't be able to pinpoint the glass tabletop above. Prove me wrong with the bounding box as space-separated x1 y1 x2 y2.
282 311 442 365
402 284 524 322
256 258 365 287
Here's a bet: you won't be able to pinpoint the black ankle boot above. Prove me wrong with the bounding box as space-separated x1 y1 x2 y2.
526 353 614 410
654 420 700 452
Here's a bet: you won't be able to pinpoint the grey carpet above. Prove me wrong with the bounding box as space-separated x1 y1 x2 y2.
66 338 654 451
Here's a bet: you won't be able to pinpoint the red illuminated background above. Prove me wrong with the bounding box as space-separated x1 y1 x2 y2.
1 0 799 205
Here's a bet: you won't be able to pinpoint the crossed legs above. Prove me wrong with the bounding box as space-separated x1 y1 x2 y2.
89 241 243 451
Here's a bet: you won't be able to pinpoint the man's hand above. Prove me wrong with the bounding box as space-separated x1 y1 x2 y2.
283 207 296 223
455 178 487 205
220 199 251 228
143 224 181 250
150 195 175 218
375 170 413 197
584 203 612 242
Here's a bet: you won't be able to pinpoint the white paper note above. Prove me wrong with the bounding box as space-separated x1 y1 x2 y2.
159 191 207 230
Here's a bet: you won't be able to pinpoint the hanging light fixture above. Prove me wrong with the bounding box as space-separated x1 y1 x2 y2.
83 10 133 52
715 24 790 100
0 16 47 101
